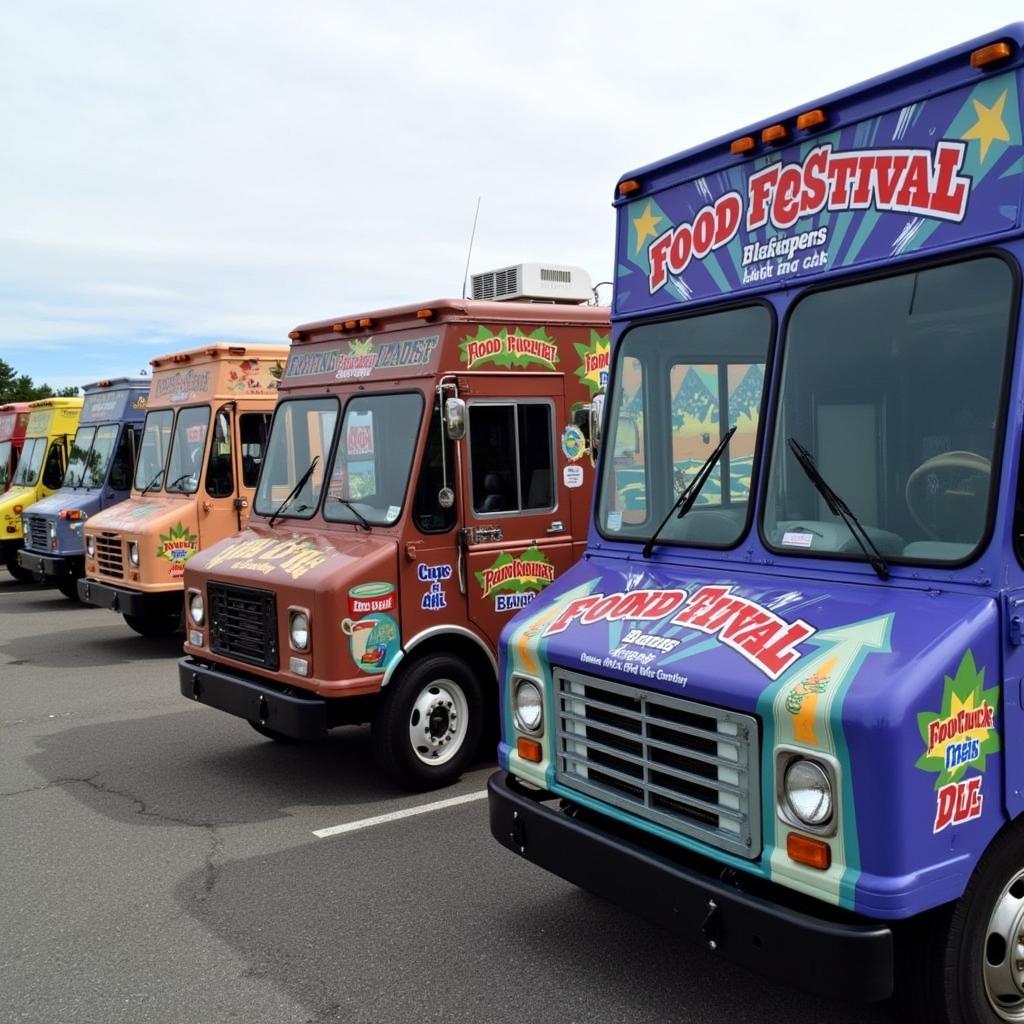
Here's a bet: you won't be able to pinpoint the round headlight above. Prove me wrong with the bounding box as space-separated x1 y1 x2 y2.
128 541 140 567
290 611 309 651
784 759 833 827
513 678 544 734
86 535 95 557
188 591 204 626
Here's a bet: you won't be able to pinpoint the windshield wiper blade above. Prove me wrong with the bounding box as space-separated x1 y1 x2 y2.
641 426 736 559
139 468 164 495
787 437 890 580
268 456 319 528
327 495 371 530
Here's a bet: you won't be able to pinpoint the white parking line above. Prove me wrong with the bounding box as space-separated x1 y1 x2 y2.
312 789 487 839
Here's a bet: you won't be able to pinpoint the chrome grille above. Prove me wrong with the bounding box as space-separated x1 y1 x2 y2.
95 533 124 579
26 515 49 551
208 582 279 670
554 669 761 859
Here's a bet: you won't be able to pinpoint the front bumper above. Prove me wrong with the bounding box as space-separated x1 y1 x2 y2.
17 549 83 580
488 771 894 1002
178 656 328 739
77 578 180 618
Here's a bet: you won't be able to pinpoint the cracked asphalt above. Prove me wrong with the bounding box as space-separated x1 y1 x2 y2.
1 570 896 1024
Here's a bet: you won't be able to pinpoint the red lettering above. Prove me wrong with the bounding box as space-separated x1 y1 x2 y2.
801 146 830 214
829 156 860 206
747 165 780 230
546 595 602 635
872 154 909 206
895 154 930 211
772 166 803 228
648 230 673 292
693 208 716 257
850 155 875 207
715 193 742 244
756 620 815 678
929 142 970 220
934 777 984 833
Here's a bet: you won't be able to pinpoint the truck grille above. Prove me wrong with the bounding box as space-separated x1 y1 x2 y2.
95 533 124 579
208 582 279 670
554 669 761 859
26 516 49 551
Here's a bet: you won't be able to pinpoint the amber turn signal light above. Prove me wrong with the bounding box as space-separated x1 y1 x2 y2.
731 136 756 154
416 308 434 320
796 109 827 131
971 41 1012 68
787 832 831 870
288 330 301 340
516 737 543 763
618 179 640 196
358 318 373 328
761 124 787 145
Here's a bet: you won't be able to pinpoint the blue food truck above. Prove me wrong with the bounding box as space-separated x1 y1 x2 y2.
18 378 148 597
488 27 1024 1023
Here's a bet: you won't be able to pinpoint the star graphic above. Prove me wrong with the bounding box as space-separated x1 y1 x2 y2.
961 88 1010 164
632 201 664 254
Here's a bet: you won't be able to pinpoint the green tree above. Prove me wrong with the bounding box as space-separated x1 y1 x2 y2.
0 359 79 403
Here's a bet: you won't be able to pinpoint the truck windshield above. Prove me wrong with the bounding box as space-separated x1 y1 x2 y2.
598 304 771 548
64 426 96 487
254 397 339 520
763 256 1015 566
324 392 424 526
12 437 46 487
84 424 120 488
0 441 11 488
165 406 211 494
134 409 174 491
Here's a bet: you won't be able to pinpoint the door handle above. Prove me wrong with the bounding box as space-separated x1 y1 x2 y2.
546 520 565 534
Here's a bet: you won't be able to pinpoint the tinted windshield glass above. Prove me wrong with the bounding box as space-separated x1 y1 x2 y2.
0 441 12 488
12 437 46 487
134 409 174 491
165 407 210 494
763 257 1014 566
598 305 771 547
323 393 424 526
64 426 97 487
254 398 339 519
84 424 120 487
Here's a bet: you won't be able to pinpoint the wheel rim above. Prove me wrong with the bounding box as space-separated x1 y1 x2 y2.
983 868 1024 1020
408 678 468 767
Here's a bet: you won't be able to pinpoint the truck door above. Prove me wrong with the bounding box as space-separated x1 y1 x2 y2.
199 405 241 543
459 375 574 649
235 409 272 530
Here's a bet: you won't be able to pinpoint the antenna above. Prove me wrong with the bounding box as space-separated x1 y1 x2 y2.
461 196 482 299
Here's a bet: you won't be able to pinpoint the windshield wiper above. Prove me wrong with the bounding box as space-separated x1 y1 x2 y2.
268 456 319 527
787 437 889 580
139 468 164 495
327 495 371 530
641 426 736 559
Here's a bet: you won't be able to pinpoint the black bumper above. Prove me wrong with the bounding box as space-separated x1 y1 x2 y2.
77 578 179 618
178 656 328 739
17 549 83 579
488 771 894 1002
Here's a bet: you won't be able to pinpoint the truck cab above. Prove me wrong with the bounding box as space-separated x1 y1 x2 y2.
78 344 288 635
179 266 609 788
0 403 30 495
1 397 83 582
18 378 149 598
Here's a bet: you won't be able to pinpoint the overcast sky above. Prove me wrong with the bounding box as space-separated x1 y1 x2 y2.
2 1 1021 388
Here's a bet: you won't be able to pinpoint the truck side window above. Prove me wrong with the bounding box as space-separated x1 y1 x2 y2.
469 402 555 515
205 409 234 498
42 441 66 489
108 427 136 491
239 413 271 487
413 402 456 533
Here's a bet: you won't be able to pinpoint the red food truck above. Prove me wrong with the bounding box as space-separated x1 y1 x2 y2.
179 264 610 788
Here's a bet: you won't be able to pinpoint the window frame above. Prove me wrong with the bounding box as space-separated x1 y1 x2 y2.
594 299 776 551
204 404 235 499
133 407 176 493
164 404 212 496
467 398 558 519
758 249 1021 572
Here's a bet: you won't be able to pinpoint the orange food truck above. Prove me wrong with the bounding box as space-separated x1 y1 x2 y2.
78 343 289 634
178 264 610 788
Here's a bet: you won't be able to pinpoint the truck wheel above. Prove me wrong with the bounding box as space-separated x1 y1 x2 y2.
898 817 1024 1024
4 555 34 584
123 612 181 637
371 654 483 791
57 578 80 601
248 720 296 743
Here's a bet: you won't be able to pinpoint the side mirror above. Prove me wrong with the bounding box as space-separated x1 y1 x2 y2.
589 393 605 465
573 405 591 443
444 397 466 440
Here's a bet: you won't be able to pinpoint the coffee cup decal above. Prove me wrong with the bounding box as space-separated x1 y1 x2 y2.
348 581 397 615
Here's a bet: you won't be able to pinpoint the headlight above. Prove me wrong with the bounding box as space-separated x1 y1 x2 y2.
188 591 204 626
513 677 544 735
49 521 57 540
128 541 140 566
784 759 833 827
289 610 310 651
86 535 95 557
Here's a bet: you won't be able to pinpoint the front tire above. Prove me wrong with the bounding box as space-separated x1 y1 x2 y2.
123 611 181 637
5 553 35 583
371 654 483 791
57 578 80 601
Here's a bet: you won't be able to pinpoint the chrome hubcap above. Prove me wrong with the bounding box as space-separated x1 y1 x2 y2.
408 678 468 767
984 869 1024 1020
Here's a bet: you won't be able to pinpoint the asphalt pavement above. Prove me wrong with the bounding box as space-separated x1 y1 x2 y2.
0 569 896 1023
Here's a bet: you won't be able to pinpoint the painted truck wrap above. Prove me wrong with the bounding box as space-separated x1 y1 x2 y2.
18 378 149 597
0 398 83 582
179 294 608 789
0 403 30 495
489 28 1024 1022
77 345 288 635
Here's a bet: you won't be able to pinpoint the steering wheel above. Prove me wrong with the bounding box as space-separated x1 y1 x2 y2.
905 451 991 539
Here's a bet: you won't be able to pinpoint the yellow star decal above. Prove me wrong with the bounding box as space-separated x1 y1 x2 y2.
632 201 663 254
961 89 1010 164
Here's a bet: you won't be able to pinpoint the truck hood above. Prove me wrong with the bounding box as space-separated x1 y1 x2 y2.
86 494 190 534
27 489 104 520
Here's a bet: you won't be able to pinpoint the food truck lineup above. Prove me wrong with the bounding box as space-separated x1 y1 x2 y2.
4 25 1024 1023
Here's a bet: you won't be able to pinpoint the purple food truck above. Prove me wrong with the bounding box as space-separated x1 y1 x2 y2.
18 378 148 598
488 26 1024 1023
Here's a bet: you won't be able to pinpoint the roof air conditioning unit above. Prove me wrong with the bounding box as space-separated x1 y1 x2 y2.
470 263 594 304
